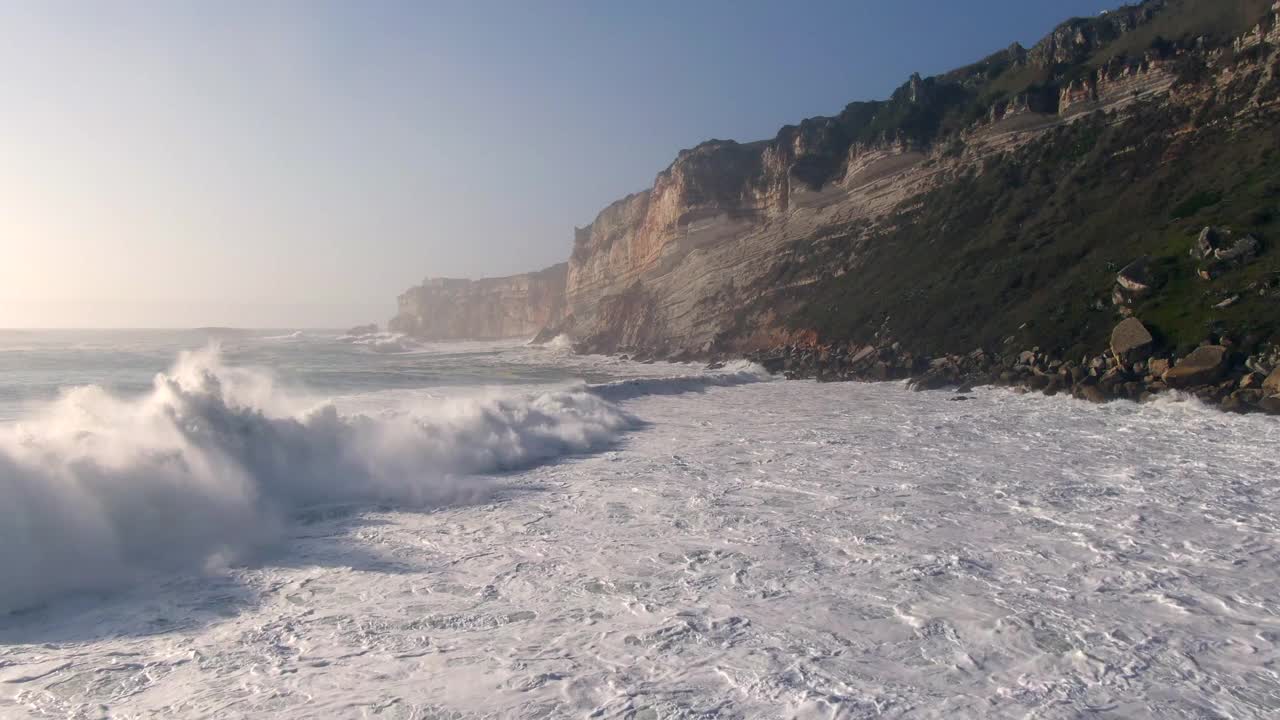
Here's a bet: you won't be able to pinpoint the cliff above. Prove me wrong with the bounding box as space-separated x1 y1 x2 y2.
389 263 566 341
393 0 1280 366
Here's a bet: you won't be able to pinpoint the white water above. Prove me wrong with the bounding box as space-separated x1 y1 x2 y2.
1 346 1279 718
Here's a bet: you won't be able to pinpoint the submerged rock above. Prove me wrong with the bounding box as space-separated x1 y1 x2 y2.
1079 385 1109 404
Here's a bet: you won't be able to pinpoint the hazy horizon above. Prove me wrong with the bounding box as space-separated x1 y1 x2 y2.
0 0 1118 329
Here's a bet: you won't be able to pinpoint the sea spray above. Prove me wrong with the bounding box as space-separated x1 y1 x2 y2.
0 348 632 611
0 349 770 611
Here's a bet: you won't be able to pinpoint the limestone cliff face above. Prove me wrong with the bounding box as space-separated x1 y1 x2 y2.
393 0 1280 352
547 0 1280 356
389 263 566 340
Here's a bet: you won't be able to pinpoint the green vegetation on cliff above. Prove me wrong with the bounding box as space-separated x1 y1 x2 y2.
787 104 1280 359
762 0 1280 361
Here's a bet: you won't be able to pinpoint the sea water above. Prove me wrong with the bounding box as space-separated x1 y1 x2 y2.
0 329 1278 718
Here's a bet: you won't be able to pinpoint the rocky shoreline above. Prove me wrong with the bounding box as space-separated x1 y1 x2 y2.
734 314 1280 415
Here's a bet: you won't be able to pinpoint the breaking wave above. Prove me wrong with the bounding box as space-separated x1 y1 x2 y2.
544 334 575 352
337 330 421 354
0 348 635 612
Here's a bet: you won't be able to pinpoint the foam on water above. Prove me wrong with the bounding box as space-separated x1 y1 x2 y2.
0 346 770 614
1 339 1278 718
336 329 423 354
0 349 616 612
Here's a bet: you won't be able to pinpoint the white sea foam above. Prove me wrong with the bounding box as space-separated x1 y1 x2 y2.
337 330 421 354
543 333 575 351
0 349 772 612
0 348 636 612
1 344 1278 718
589 359 771 401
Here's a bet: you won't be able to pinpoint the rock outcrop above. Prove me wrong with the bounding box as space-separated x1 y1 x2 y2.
739 316 1278 414
1111 318 1154 362
1264 365 1280 394
1163 345 1229 388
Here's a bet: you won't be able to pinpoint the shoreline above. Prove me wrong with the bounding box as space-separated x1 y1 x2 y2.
732 322 1280 417
599 317 1280 416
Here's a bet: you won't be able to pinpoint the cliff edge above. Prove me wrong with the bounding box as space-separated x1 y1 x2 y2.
392 0 1280 389
389 263 567 341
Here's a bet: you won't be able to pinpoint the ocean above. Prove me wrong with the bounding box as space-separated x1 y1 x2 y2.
1 329 1278 718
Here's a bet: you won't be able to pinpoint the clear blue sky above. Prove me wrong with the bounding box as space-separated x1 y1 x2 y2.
0 0 1119 328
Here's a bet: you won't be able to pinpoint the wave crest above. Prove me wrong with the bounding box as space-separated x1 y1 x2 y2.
337 330 421 354
0 348 633 611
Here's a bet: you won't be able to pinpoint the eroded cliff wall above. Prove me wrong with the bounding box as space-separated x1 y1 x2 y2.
389 263 567 340
547 0 1280 356
393 0 1280 355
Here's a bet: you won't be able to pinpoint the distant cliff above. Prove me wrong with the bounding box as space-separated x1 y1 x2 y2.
392 0 1280 365
389 263 566 341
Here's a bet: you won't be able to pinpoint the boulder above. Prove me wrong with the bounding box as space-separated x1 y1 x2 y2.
1163 345 1228 388
1116 257 1155 295
1260 395 1280 414
1193 227 1218 259
1215 234 1259 262
1238 372 1264 390
345 323 379 336
848 345 877 368
1259 366 1280 394
1194 227 1260 277
1148 358 1170 377
1265 366 1280 396
1235 389 1265 406
760 356 786 374
1099 366 1127 389
1221 393 1247 413
1110 318 1154 362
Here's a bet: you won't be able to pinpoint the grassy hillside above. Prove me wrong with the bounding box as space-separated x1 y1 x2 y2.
1089 0 1275 65
780 102 1280 358
737 0 1280 361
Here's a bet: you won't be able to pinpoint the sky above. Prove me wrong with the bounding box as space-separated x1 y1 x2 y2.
0 0 1121 329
